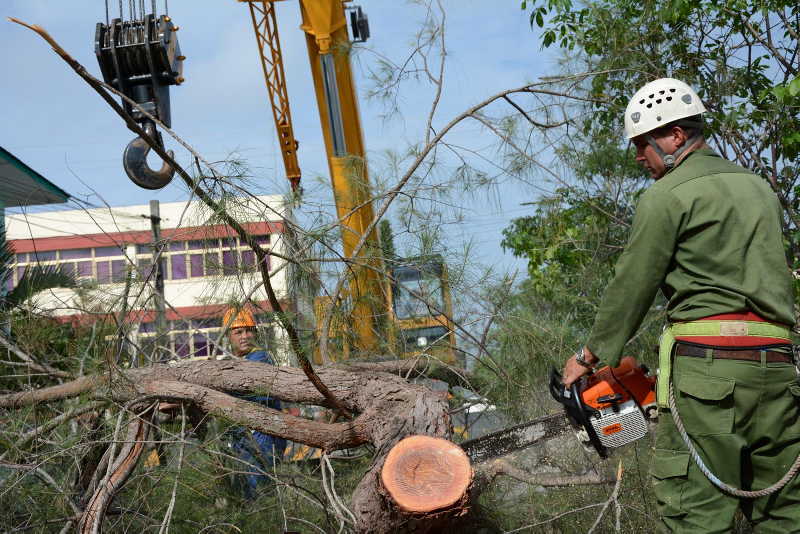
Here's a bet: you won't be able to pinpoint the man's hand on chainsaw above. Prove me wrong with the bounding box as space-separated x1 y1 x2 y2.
562 346 599 387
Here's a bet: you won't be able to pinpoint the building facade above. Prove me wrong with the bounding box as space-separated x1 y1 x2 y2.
5 195 291 363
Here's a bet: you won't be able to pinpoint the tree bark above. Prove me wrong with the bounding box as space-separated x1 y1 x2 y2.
0 360 454 533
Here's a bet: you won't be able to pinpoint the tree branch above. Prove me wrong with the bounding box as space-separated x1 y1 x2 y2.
7 16 350 417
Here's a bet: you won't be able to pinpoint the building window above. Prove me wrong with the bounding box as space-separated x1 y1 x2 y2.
135 314 275 360
136 317 224 358
11 245 130 287
134 235 272 281
9 233 273 288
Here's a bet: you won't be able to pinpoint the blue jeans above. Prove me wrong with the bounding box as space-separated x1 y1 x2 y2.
230 430 287 499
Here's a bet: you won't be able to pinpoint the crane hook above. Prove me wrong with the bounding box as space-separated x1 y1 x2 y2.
123 121 175 190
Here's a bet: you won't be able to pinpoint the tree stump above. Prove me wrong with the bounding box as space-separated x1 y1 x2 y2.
381 435 472 514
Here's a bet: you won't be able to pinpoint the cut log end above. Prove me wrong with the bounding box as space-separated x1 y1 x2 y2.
381 435 472 514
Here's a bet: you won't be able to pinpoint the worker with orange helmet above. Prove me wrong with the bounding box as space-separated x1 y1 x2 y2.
222 306 286 499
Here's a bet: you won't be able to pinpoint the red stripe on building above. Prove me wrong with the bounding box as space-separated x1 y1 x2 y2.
9 221 284 254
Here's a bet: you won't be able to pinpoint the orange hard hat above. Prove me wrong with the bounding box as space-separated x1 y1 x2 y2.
223 307 256 329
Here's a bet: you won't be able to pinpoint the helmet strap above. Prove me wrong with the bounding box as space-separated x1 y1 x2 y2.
646 131 702 170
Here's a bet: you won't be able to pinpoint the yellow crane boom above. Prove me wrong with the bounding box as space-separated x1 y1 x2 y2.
240 0 456 362
298 0 388 354
241 0 386 354
241 0 301 191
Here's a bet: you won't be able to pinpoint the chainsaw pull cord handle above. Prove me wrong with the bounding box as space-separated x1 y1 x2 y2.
669 380 800 498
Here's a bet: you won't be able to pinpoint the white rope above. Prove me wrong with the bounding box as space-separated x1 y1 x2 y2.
669 381 800 498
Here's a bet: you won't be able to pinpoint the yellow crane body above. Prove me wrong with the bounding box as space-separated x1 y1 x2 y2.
299 0 388 355
240 0 456 363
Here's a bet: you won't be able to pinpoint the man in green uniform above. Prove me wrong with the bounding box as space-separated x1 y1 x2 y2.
561 78 800 532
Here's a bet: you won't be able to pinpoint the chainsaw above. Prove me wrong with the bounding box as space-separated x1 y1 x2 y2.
460 356 657 463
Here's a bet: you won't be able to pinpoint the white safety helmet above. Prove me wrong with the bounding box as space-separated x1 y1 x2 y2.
624 78 706 140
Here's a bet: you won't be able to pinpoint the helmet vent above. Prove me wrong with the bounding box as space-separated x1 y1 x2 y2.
669 88 676 92
639 99 645 104
656 115 662 121
656 99 662 104
682 94 692 104
646 103 653 108
667 96 673 101
631 112 641 123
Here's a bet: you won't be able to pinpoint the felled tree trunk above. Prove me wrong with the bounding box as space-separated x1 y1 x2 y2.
0 360 454 533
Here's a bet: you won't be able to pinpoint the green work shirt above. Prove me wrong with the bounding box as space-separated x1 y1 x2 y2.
586 148 795 367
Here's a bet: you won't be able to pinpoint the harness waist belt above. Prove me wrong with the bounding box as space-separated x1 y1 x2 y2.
675 344 792 363
657 320 793 407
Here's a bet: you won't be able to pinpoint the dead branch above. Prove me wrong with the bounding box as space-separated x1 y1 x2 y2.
0 331 71 379
78 411 151 534
0 400 105 461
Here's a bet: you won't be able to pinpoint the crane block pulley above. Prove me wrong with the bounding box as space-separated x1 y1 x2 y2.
95 13 185 189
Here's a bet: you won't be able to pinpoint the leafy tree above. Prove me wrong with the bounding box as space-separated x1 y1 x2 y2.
520 0 800 267
0 230 76 313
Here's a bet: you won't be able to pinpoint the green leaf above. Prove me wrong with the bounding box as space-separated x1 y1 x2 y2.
789 77 800 97
3 264 77 311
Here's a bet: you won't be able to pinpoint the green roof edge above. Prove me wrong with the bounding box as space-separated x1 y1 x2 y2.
0 145 70 202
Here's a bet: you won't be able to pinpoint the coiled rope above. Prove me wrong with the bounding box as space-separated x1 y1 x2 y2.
669 381 800 498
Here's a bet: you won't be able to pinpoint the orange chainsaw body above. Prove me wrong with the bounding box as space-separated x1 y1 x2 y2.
581 356 656 411
550 356 657 457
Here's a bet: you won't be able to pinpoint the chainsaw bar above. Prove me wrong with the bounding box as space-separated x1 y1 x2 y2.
460 413 571 464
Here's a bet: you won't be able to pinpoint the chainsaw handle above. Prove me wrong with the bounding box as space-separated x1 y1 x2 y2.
549 368 566 404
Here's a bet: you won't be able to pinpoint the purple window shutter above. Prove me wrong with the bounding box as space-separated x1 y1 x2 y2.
61 248 92 260
94 246 121 258
77 261 93 277
190 254 204 277
60 262 76 278
174 334 190 358
222 251 237 275
111 260 127 283
241 250 255 271
171 254 187 280
32 251 56 262
96 262 111 284
137 259 153 279
193 334 209 356
205 253 219 275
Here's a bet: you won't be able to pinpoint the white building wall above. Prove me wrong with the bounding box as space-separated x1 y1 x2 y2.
6 195 292 363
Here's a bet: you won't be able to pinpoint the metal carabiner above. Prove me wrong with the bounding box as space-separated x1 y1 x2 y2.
123 121 175 190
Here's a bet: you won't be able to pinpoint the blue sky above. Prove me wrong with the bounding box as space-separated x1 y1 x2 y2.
1 1 559 276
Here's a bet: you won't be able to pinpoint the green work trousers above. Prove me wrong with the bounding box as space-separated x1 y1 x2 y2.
651 352 800 533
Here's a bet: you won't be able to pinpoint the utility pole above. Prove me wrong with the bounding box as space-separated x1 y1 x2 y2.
149 200 168 362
